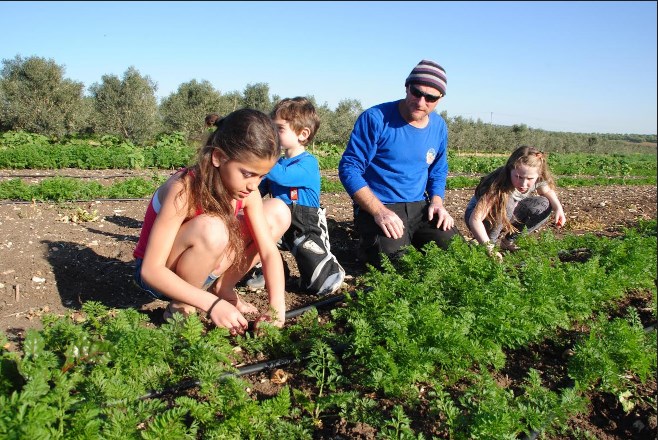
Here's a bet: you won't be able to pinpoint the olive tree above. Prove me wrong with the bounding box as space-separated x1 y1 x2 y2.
159 79 222 138
0 55 88 137
316 99 362 146
241 82 271 113
217 90 243 116
88 67 159 144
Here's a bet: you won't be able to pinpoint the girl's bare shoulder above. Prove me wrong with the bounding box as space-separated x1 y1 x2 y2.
159 171 192 209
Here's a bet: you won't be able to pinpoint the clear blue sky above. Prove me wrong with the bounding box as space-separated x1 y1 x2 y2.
1 1 656 135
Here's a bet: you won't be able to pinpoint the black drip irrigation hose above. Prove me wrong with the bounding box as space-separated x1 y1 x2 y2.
0 197 150 205
284 290 355 320
139 356 297 401
138 291 356 401
0 173 149 179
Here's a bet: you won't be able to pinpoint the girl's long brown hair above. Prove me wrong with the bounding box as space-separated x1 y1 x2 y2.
179 109 279 265
473 145 555 235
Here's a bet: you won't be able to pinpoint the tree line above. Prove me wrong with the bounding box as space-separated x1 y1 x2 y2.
1 55 655 154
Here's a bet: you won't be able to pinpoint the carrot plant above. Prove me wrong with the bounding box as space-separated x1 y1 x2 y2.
0 222 655 438
568 310 657 398
294 340 348 428
437 369 586 438
0 303 308 438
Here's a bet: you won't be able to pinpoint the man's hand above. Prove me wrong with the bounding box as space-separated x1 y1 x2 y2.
428 203 455 231
374 207 405 239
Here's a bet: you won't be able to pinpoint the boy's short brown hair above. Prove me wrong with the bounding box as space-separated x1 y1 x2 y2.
270 97 320 146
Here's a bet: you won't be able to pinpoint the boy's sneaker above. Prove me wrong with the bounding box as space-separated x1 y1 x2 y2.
313 264 346 297
245 264 265 290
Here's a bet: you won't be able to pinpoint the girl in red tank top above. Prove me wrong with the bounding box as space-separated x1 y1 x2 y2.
134 109 291 334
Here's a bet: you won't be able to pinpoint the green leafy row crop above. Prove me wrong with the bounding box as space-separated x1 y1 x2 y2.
0 132 194 170
3 173 655 202
0 175 337 202
569 310 657 395
0 176 164 202
0 308 310 439
448 152 657 178
2 131 656 178
1 222 655 438
333 224 656 399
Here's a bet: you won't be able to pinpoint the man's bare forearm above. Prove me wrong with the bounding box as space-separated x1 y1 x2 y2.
352 186 386 216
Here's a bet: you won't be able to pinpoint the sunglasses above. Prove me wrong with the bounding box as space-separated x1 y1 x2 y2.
409 85 442 103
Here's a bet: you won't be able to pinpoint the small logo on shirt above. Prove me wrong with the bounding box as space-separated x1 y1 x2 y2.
426 148 436 164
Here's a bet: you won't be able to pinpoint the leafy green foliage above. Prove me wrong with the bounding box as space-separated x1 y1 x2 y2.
334 226 656 399
88 67 160 144
0 131 195 170
159 80 223 138
439 369 587 439
0 225 654 438
314 99 363 146
147 131 196 169
569 310 657 394
450 155 507 174
242 82 272 113
446 113 655 155
449 153 657 178
0 55 89 137
378 405 423 440
311 142 343 170
0 130 51 149
320 177 344 193
298 340 346 420
0 303 307 437
0 176 160 201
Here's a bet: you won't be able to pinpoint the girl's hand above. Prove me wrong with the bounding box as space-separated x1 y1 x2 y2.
554 207 566 227
485 242 503 263
259 304 286 329
540 188 566 228
208 299 248 335
252 314 274 334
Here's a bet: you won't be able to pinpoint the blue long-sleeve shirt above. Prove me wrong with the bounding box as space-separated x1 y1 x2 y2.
338 100 449 204
259 151 321 207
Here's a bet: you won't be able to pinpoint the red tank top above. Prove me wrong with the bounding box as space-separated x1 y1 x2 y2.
133 192 243 259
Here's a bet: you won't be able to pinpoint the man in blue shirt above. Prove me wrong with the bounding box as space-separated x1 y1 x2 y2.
339 59 460 268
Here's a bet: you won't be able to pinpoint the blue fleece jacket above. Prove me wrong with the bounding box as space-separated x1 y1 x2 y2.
338 100 449 204
259 151 321 207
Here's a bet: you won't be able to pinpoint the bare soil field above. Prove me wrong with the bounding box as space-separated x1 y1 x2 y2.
0 169 656 438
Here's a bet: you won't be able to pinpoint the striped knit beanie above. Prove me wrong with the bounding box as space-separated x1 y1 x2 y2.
405 59 447 97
